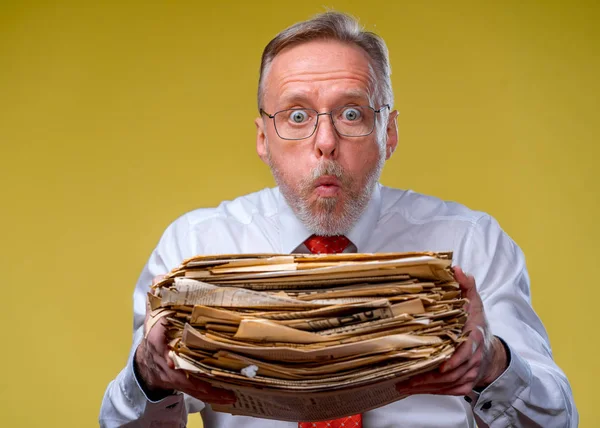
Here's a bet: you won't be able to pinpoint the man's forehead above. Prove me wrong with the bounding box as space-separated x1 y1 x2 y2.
272 39 371 72
264 39 374 104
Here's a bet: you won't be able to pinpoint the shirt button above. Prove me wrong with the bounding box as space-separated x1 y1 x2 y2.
481 401 492 410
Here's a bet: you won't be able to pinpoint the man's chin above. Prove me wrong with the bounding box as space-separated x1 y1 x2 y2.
312 195 341 212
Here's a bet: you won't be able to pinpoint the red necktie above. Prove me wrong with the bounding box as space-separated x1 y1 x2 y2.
303 234 351 255
298 234 362 428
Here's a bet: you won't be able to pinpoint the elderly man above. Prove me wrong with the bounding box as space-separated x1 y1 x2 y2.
100 11 577 428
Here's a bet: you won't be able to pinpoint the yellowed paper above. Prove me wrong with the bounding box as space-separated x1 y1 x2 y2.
152 250 464 421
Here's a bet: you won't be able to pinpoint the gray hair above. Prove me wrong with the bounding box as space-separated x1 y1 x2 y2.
257 11 394 110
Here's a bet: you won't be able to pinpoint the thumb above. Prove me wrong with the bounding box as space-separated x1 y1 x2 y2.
453 266 477 298
152 274 167 286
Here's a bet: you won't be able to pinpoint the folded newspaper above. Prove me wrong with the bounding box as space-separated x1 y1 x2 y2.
148 251 467 421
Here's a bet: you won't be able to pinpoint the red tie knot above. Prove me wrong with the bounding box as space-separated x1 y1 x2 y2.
304 235 351 254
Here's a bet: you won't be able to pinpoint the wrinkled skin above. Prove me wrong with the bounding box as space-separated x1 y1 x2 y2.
255 39 399 236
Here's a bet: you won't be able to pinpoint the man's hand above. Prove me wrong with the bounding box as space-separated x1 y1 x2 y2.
133 275 237 405
395 266 508 396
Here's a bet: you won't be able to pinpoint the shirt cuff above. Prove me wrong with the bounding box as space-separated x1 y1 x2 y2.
120 330 186 425
466 337 532 426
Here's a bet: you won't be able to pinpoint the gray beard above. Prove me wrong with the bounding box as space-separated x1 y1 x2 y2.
267 147 385 236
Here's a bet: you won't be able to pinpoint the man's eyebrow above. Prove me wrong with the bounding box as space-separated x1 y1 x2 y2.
278 92 313 106
341 89 370 100
278 89 371 108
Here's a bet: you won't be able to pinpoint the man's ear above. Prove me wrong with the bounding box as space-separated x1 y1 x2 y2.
255 117 268 164
385 109 399 160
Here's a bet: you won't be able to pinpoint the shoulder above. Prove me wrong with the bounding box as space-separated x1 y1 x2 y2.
376 185 510 261
172 187 279 229
378 185 524 287
155 187 280 258
379 185 488 227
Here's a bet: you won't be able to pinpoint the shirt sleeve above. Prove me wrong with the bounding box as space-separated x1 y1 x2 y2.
455 214 578 427
99 216 205 427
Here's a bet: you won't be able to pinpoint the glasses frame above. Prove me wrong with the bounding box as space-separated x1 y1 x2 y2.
260 104 390 141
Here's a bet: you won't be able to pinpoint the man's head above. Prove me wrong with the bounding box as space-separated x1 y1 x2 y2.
257 12 394 111
255 12 398 236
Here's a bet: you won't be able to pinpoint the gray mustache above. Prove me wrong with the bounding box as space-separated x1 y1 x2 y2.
312 161 344 179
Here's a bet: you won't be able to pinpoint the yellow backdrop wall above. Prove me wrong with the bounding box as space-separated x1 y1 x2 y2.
1 1 597 426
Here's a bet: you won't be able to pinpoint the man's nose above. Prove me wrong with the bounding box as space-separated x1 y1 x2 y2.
313 113 339 158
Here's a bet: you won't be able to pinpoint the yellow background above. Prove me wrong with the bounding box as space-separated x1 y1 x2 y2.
1 1 597 426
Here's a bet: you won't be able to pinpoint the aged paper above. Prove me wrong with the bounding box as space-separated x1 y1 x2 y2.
150 251 465 421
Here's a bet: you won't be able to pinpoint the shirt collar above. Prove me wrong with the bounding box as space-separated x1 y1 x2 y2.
277 183 382 254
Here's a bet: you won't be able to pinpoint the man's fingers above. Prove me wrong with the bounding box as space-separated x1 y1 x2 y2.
453 266 469 282
145 314 170 345
152 274 167 286
164 361 237 403
395 268 487 397
398 361 480 396
440 333 482 373
144 300 152 325
167 355 175 370
143 276 166 327
415 365 481 396
411 348 477 387
453 266 477 297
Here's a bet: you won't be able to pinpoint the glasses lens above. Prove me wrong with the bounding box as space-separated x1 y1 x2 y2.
274 108 317 140
272 106 379 140
331 106 375 137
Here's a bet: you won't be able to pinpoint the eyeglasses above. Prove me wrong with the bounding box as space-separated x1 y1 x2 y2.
260 104 390 140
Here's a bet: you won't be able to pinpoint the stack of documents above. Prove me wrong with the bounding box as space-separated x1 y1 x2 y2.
148 251 466 421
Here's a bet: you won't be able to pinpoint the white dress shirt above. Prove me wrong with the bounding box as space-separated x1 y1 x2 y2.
99 184 577 427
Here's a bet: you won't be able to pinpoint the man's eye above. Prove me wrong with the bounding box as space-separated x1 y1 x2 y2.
289 110 309 123
343 108 362 121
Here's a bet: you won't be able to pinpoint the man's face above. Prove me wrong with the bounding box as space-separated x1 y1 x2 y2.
256 39 398 236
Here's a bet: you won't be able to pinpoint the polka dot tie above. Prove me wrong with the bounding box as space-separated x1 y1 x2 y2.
304 235 351 255
299 234 361 428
